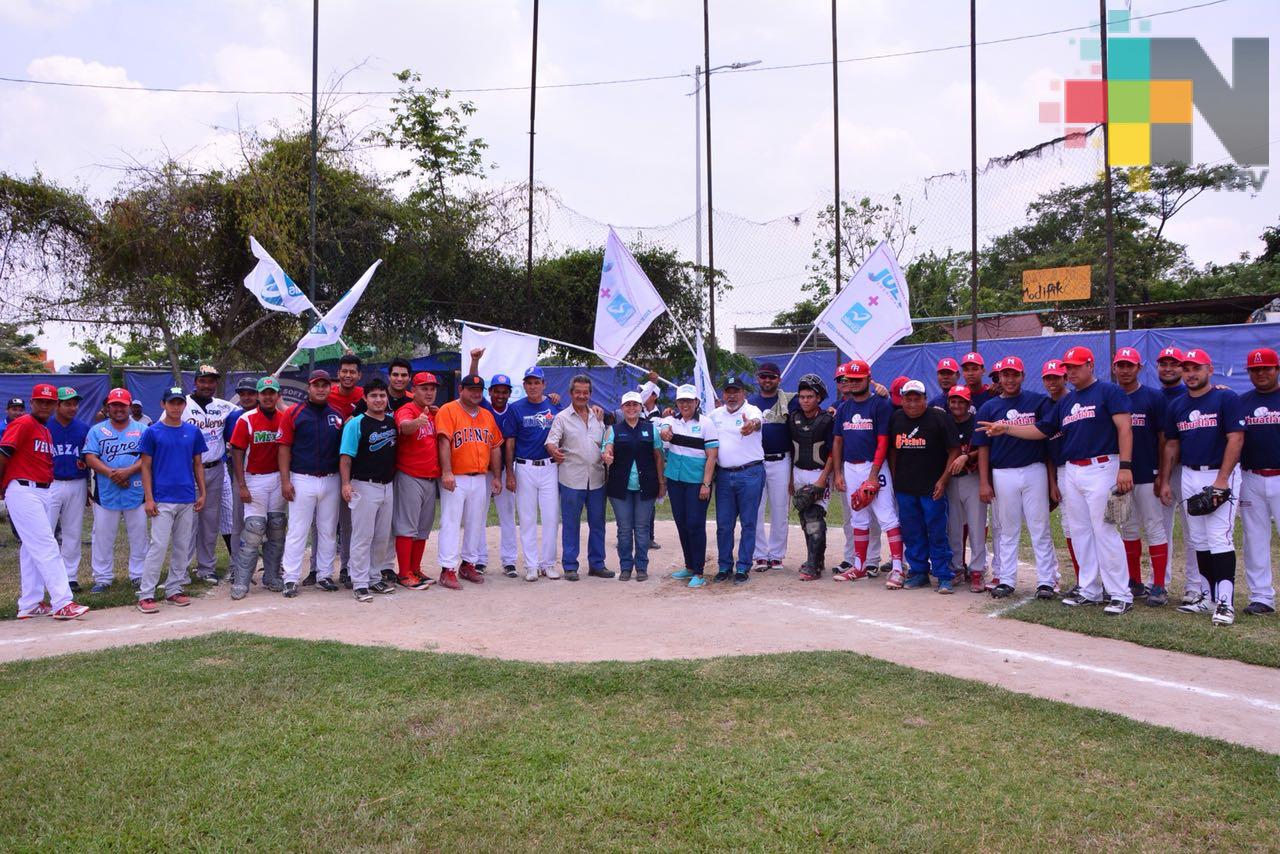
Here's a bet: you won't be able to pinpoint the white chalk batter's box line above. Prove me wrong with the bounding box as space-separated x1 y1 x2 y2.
0 605 285 647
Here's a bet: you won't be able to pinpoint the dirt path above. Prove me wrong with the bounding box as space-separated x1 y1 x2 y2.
3 519 1278 754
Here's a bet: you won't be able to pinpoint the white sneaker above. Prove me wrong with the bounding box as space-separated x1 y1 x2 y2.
1211 603 1235 626
1103 599 1133 615
1181 589 1207 606
1177 597 1214 614
525 568 538 582
543 566 562 580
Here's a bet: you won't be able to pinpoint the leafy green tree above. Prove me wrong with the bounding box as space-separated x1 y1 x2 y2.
0 322 51 372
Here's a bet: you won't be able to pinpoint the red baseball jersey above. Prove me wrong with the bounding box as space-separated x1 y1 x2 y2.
0 414 54 489
327 385 365 419
394 401 441 478
229 407 285 474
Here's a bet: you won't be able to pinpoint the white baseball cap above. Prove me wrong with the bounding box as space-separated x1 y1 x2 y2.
621 391 644 405
675 384 699 400
900 380 927 396
637 381 660 401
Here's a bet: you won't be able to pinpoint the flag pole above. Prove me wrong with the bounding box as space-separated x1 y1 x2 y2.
779 326 820 382
307 0 320 375
455 319 678 389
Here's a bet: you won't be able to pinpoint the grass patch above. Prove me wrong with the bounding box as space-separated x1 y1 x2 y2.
1 634 1278 849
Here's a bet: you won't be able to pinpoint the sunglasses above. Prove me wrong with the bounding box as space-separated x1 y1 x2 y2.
835 377 857 384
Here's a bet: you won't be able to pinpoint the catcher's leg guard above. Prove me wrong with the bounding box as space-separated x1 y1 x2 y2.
263 511 287 583
234 516 267 591
801 504 828 576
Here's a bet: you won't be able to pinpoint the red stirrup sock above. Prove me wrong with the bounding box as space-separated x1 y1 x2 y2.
1065 537 1080 579
395 536 414 578
1149 542 1169 587
1123 539 1143 584
853 528 870 569
885 526 904 562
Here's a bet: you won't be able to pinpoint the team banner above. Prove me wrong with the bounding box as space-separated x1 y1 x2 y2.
296 260 381 349
814 242 913 365
244 237 316 316
593 227 668 368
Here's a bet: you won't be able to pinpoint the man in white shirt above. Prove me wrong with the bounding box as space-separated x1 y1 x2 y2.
182 364 236 583
709 374 765 584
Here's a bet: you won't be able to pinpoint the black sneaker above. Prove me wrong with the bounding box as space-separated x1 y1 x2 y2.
503 564 518 578
130 577 141 591
650 541 661 550
283 582 298 598
713 570 732 583
1146 585 1169 607
1244 601 1275 615
837 561 853 571
380 569 398 585
354 587 373 603
1061 592 1103 607
317 577 339 592
733 572 749 585
474 564 487 575
68 581 81 594
370 581 396 595
588 567 616 579
340 571 353 590
990 583 1015 599
1129 581 1149 599
1035 585 1056 600
302 571 317 587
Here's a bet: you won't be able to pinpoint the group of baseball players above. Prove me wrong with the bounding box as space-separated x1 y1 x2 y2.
3 341 1277 628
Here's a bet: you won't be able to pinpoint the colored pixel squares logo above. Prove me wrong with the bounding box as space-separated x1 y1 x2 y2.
1039 6 1267 173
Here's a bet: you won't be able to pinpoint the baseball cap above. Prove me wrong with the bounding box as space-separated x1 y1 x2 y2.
1041 360 1066 377
235 377 257 392
947 385 972 401
412 371 439 387
675 384 699 400
621 391 644 405
6 396 22 408
57 386 82 401
1181 348 1212 366
900 379 927 396
835 362 855 379
638 381 660 401
459 374 485 389
256 376 281 393
523 366 545 380
489 373 513 389
722 374 752 390
106 388 133 405
1062 346 1094 366
195 364 221 378
1156 346 1185 363
1246 348 1279 368
847 359 871 379
30 383 57 402
161 386 186 403
996 356 1025 373
936 357 960 373
756 361 781 378
1113 347 1142 365
961 352 984 367
889 376 910 405
308 369 332 384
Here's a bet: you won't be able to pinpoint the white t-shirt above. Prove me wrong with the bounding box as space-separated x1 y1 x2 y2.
710 402 764 469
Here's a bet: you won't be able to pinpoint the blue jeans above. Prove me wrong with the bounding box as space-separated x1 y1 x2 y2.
559 485 606 572
668 479 710 574
715 463 765 574
897 493 952 581
609 491 655 573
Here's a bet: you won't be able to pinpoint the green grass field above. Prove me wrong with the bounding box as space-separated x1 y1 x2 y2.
1 634 1277 850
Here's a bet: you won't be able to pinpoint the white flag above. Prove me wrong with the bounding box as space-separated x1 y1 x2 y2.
593 228 667 367
692 328 717 413
813 242 913 365
460 324 541 400
244 237 315 316
296 260 381 350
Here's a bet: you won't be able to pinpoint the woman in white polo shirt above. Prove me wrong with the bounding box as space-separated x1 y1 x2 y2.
659 385 720 588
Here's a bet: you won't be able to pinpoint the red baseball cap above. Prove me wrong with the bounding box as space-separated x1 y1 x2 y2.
1112 347 1142 365
847 359 870 379
960 352 984 367
30 383 57 402
106 388 133 405
1062 346 1094 366
1041 360 1066 377
947 385 972 401
1181 348 1212 366
936 357 960 373
996 356 1025 373
1156 346 1184 363
412 371 439 386
889 376 910 405
1247 348 1279 368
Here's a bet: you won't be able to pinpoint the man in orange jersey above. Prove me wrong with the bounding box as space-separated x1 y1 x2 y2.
434 374 503 590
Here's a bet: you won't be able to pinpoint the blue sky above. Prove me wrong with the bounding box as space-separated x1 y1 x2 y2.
1 0 1275 364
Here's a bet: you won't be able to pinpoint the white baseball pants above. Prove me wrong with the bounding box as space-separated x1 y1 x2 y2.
347 479 392 589
139 502 194 601
219 468 233 535
791 467 830 509
482 474 519 567
1056 468 1071 538
992 464 1058 589
753 456 791 561
48 478 88 582
1063 458 1130 603
1240 470 1279 609
7 481 75 612
1119 483 1168 546
515 460 559 572
90 503 148 584
1164 465 1205 595
946 475 985 576
438 474 489 570
242 472 284 519
842 461 899 530
1180 466 1240 555
283 473 340 584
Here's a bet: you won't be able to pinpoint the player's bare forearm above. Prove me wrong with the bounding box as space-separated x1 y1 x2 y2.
1218 432 1244 487
436 435 452 476
140 455 153 501
489 447 501 480
977 446 992 491
504 437 515 470
231 447 248 490
1113 413 1133 463
278 445 292 482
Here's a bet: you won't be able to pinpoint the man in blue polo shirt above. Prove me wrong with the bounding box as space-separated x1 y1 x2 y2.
504 366 563 581
1239 347 1280 617
981 346 1135 614
83 388 147 592
47 386 90 593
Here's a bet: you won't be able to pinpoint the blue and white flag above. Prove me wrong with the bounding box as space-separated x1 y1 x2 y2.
244 237 315 316
814 242 913 365
692 328 717 413
593 228 668 367
296 260 381 349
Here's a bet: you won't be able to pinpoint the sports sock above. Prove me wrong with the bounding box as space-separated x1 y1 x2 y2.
1064 537 1080 580
853 528 869 569
411 538 427 574
1214 550 1236 605
885 526 904 562
395 536 414 578
1149 542 1168 587
1123 539 1143 584
1195 550 1212 596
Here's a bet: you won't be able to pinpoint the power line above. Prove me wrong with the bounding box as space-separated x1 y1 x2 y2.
0 0 1228 98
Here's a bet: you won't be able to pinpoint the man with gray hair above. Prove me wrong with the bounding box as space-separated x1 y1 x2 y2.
547 374 614 581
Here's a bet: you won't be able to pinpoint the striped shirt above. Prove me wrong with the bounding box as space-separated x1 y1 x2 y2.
660 413 720 484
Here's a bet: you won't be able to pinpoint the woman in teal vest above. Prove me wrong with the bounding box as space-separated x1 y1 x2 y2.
601 392 666 581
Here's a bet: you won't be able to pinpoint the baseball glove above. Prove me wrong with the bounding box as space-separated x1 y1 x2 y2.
850 479 880 511
1186 485 1233 517
792 484 821 514
1103 489 1133 527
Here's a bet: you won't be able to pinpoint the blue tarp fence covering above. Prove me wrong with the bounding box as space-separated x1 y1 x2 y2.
0 374 109 424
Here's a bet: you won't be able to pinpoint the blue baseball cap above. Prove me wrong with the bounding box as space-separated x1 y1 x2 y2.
523 366 545 380
489 373 513 389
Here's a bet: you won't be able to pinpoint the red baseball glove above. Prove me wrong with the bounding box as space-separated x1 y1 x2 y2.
850 479 880 511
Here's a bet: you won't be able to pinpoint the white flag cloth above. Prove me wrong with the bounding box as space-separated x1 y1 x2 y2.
244 237 315 315
692 329 717 413
460 324 541 399
814 242 913 365
592 228 667 367
296 260 381 350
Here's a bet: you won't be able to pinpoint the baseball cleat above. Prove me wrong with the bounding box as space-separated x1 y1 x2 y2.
885 569 906 590
317 577 339 592
370 581 396 595
1103 599 1133 615
165 593 192 607
1146 585 1168 607
302 571 317 587
712 570 731 583
68 581 81 594
833 566 866 582
768 560 784 571
984 577 999 592
51 602 90 620
459 563 485 584
1244 602 1275 615
1061 592 1103 607
474 564 487 575
1177 598 1214 614
990 583 1015 599
525 568 539 582
504 564 518 578
543 566 562 580
282 583 298 599
1180 589 1206 606
732 572 749 585
903 575 930 590
439 569 462 590
968 571 985 593
753 559 769 573
937 579 954 594
17 602 53 619
1128 581 1149 599
1035 585 1056 600
90 582 111 594
1211 603 1236 626
354 587 373 603
135 598 159 614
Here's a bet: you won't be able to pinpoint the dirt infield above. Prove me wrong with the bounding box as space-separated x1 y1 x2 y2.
3 519 1278 754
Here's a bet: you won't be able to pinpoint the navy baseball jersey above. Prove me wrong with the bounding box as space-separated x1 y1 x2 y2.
48 416 89 481
1161 382 1187 401
1125 384 1167 484
1043 398 1068 467
749 391 793 456
1036 380 1131 462
836 395 892 462
1162 387 1245 468
972 390 1050 469
1238 387 1280 471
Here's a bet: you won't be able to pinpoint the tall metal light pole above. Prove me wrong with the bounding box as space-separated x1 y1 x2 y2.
1098 0 1117 361
307 0 319 374
702 0 716 377
831 0 842 370
689 60 759 273
527 0 540 290
968 0 979 354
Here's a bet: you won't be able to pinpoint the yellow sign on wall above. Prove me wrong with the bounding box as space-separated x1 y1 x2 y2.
1022 265 1092 303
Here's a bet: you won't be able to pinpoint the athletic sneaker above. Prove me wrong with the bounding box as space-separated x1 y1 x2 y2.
51 602 89 620
1181 588 1206 606
17 602 53 619
650 541 661 550
671 569 694 579
619 570 631 581
712 570 731 583
474 564 487 575
1244 601 1276 615
354 587 373 603
1146 585 1169 607
1177 597 1214 615
833 566 866 582
282 583 298 599
302 571 317 586
68 580 81 594
688 575 707 588
1103 599 1133 615
937 579 954 594
1061 592 1103 607
265 580 284 593
1128 581 1149 599
885 569 906 590
1035 585 1056 600
504 565 518 578
732 572 749 585
136 598 159 614
768 560 784 571
525 568 538 582
968 571 984 593
459 563 485 584
165 593 192 607
340 571 353 590
1212 603 1236 626
197 573 220 586
903 575 930 590
317 577 339 592
544 566 562 580
439 568 461 590
381 569 398 585
370 581 396 595
399 574 431 591
753 559 769 573
984 577 999 593
990 583 1015 599
130 577 141 591
89 582 111 594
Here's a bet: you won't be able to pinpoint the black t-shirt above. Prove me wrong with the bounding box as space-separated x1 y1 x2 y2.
789 409 835 470
890 408 960 496
342 412 398 483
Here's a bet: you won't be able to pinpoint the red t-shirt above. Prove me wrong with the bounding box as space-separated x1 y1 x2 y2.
327 385 364 419
394 402 440 478
0 415 54 490
229 407 285 474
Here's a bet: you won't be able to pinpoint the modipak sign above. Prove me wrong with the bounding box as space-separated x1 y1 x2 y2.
1022 265 1092 303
